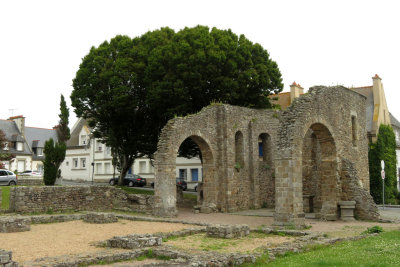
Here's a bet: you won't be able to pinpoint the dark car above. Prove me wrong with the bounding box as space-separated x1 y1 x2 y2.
151 178 187 191
109 174 146 187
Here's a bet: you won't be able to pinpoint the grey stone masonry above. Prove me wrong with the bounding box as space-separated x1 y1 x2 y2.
105 234 162 249
83 212 118 224
0 216 30 233
8 186 154 214
16 177 44 186
206 224 250 239
154 85 377 227
0 250 18 267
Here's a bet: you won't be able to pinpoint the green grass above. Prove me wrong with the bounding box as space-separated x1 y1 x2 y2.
1 186 10 210
243 231 400 266
117 186 154 195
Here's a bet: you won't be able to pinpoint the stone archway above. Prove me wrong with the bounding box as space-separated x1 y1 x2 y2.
302 123 338 220
153 134 215 217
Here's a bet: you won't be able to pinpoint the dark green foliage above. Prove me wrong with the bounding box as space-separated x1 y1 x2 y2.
71 26 283 183
363 225 383 234
369 125 399 204
0 129 15 168
43 138 66 185
57 94 70 144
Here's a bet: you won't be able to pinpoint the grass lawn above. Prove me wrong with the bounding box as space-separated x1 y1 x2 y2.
244 231 400 267
1 186 10 210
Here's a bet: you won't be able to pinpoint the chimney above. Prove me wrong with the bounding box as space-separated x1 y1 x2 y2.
8 115 25 136
290 82 304 103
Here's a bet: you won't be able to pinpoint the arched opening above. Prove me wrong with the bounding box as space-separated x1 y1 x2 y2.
302 123 338 220
176 135 215 211
258 133 274 208
235 131 244 169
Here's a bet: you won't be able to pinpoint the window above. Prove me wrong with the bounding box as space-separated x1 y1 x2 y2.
73 158 78 168
66 161 69 166
96 140 102 151
258 133 271 162
396 131 399 142
235 131 244 168
96 163 102 174
81 158 86 168
106 146 111 156
81 135 87 145
37 148 43 156
3 142 8 150
179 169 187 180
351 115 357 146
191 168 199 181
17 142 23 151
105 163 111 174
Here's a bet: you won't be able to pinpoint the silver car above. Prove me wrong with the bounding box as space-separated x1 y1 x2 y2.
0 169 17 186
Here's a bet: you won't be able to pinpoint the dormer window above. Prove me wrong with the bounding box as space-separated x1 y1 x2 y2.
17 142 23 151
81 135 87 145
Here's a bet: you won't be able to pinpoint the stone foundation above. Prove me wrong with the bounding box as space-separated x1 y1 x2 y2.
83 212 118 224
0 250 18 267
339 201 356 221
105 234 162 249
206 224 250 239
0 216 30 233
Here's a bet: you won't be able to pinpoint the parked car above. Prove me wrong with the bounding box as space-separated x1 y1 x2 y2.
109 174 146 187
151 178 187 191
0 169 18 186
20 170 42 176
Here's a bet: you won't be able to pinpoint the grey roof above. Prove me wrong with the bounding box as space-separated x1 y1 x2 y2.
351 86 374 132
390 113 400 129
25 127 58 148
0 119 31 155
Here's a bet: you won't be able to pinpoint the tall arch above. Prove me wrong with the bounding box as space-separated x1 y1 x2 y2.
153 134 215 216
302 123 338 220
258 133 274 208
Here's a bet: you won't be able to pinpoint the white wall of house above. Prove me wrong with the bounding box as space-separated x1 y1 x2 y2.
9 155 32 173
32 160 43 173
60 147 91 181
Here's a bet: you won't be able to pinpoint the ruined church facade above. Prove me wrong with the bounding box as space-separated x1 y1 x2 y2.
153 85 379 226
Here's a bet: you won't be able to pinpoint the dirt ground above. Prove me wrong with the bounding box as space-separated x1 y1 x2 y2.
1 208 399 265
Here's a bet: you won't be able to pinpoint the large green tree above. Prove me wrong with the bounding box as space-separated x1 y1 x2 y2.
57 94 70 144
71 26 283 185
369 124 399 204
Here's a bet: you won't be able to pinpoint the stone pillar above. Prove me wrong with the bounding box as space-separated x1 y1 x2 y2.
152 163 177 217
339 201 356 221
274 152 305 227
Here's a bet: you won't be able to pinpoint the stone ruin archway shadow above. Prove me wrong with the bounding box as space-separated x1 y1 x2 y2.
302 122 339 220
153 134 216 217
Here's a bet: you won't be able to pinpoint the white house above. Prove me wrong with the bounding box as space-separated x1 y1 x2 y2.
60 118 202 188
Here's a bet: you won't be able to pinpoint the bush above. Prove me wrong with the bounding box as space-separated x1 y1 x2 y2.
363 225 383 234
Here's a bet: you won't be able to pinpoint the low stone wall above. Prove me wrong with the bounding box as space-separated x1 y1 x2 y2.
105 234 162 249
17 177 44 186
8 186 154 214
0 216 30 233
0 250 18 267
83 212 118 224
206 224 250 239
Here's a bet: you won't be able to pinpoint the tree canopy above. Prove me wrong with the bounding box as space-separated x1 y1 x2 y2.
57 94 70 144
0 130 15 169
71 26 283 184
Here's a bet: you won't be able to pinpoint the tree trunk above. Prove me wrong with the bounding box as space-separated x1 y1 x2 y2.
118 154 134 186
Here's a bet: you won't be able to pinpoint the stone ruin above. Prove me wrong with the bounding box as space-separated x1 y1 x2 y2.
152 85 379 227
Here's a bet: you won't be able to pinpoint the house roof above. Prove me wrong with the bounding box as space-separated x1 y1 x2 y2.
67 118 88 147
0 119 31 155
25 126 58 148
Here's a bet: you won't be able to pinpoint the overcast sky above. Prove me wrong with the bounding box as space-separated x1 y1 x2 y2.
1 0 399 129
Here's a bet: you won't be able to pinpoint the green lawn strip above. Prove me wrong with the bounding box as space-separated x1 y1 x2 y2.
1 186 10 210
117 186 154 195
244 231 400 267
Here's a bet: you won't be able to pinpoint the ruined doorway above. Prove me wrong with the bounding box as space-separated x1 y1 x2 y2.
302 123 338 220
176 135 215 210
258 133 275 208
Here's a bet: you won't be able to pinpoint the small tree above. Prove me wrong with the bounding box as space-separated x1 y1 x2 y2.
43 138 66 185
42 95 70 185
369 124 399 204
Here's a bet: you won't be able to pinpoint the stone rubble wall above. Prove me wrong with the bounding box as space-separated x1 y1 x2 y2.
0 216 30 233
105 234 162 249
17 177 44 186
206 224 250 239
0 250 18 267
8 186 154 214
83 212 118 224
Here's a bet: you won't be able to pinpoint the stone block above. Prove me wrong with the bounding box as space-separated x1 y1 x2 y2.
0 216 30 233
83 212 118 224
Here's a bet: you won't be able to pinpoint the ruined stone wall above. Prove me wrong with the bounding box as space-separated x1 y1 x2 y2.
8 186 153 213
